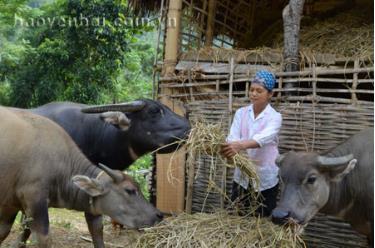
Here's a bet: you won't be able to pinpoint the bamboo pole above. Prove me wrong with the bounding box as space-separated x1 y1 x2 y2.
352 59 359 105
162 0 183 76
276 67 373 77
312 64 317 100
159 78 374 88
152 0 165 100
205 0 216 47
223 57 235 209
185 155 195 214
277 76 283 101
199 0 208 48
228 57 235 126
160 74 373 83
157 0 186 214
311 64 317 151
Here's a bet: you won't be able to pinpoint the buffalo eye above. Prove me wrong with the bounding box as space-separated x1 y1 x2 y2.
125 188 137 195
307 176 316 184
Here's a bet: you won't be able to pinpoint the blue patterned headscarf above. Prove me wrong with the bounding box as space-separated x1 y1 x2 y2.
252 70 276 91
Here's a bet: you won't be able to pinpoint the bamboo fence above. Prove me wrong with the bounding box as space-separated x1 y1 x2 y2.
160 48 373 247
144 1 373 246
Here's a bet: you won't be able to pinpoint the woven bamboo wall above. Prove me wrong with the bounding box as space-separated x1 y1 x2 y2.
161 50 373 247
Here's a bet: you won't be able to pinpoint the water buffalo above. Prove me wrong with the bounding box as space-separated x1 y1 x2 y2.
30 99 191 170
0 107 163 247
272 128 373 243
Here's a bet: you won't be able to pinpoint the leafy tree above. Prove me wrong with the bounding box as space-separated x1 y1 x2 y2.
0 1 158 195
3 0 154 107
109 31 156 102
0 0 35 105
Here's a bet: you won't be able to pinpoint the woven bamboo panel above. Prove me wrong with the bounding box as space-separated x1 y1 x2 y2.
175 53 373 247
302 214 369 248
186 98 372 247
190 155 234 213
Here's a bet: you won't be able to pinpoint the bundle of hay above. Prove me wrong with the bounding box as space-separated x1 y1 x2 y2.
273 8 374 60
145 122 304 247
135 211 305 248
186 120 259 186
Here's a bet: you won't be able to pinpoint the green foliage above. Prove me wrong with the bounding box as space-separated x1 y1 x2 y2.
0 0 35 85
0 81 11 105
128 154 153 200
1 0 156 107
111 32 155 102
0 0 158 196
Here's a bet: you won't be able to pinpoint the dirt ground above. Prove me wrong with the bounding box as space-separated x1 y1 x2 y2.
2 209 141 248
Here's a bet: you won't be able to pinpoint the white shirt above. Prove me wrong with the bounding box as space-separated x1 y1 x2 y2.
227 104 282 191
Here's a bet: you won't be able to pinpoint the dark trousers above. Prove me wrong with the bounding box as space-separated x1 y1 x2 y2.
231 181 279 217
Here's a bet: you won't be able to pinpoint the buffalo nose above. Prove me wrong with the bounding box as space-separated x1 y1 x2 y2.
271 209 290 225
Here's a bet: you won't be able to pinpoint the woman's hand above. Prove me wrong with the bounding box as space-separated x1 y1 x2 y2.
220 141 244 158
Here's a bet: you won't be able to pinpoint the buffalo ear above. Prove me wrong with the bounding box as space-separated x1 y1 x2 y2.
275 154 286 167
72 175 106 197
99 111 130 131
319 159 357 182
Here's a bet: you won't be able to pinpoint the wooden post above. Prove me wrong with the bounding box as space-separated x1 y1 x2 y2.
283 0 305 72
199 0 208 47
312 64 317 100
311 63 317 151
205 0 216 47
283 0 305 91
277 76 282 101
185 152 195 214
228 57 235 127
162 0 183 76
222 57 235 209
157 0 186 214
152 0 165 100
352 59 359 105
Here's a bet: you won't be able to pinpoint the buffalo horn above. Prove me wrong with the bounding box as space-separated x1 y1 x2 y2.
317 154 354 169
97 163 124 183
81 100 145 113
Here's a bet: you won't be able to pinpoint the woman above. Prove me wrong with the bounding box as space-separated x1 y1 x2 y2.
221 70 282 217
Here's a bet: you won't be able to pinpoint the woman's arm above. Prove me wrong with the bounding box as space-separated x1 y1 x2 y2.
221 139 260 158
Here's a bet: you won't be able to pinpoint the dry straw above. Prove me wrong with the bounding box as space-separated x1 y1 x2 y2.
142 121 305 247
186 120 259 187
184 119 261 210
134 211 305 248
273 8 374 61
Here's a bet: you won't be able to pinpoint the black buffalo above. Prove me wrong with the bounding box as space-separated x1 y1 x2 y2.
31 99 190 170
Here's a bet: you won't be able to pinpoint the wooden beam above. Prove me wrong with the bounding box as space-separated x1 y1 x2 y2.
179 49 340 65
175 61 273 74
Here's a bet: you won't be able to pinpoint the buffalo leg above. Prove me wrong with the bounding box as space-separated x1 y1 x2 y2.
24 199 51 248
370 222 374 248
85 212 105 248
13 213 32 248
0 209 17 244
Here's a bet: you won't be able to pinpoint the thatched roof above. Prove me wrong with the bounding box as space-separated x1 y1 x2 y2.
129 0 373 58
128 0 161 16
